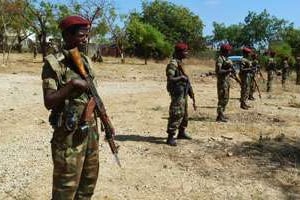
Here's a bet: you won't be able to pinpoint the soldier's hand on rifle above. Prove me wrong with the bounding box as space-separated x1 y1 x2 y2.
180 75 188 82
226 68 234 73
71 79 88 93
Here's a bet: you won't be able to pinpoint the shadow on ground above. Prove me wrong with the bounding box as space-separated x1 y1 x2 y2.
231 134 300 199
115 134 166 144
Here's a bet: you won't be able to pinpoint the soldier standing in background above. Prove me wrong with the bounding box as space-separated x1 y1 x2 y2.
295 57 300 85
165 42 196 146
33 43 37 59
215 44 234 122
239 47 253 110
249 53 259 100
281 56 290 89
266 51 277 92
42 15 104 199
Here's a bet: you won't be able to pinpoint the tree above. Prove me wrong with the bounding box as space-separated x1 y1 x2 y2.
282 27 300 57
103 8 127 63
212 22 244 48
211 10 293 50
140 0 204 52
269 41 294 67
0 0 30 64
242 10 292 48
126 17 172 64
21 0 59 58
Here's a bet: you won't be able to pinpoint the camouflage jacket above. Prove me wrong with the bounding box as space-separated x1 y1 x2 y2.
41 49 97 129
267 57 276 71
166 59 187 97
215 55 233 79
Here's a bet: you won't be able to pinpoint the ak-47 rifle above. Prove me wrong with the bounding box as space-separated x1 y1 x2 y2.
252 76 262 99
229 66 241 85
257 66 265 83
69 47 121 167
177 63 197 111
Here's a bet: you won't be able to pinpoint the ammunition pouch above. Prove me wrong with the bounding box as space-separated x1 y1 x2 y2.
64 110 78 132
49 112 63 129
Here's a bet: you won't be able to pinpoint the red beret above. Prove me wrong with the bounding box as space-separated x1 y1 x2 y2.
175 43 188 51
59 15 90 31
220 44 232 52
270 51 276 56
242 47 252 54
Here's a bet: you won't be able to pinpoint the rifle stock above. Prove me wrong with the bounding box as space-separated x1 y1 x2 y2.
69 47 121 167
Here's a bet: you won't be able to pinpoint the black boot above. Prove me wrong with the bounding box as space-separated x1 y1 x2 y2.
240 102 249 110
248 96 255 101
177 129 192 140
166 134 177 146
216 113 227 122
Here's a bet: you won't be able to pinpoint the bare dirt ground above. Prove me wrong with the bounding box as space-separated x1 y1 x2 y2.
0 53 299 200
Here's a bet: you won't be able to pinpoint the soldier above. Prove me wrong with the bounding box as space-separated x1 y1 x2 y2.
266 51 277 92
33 43 37 59
166 42 196 146
281 56 290 89
295 57 300 85
42 15 102 199
215 44 234 122
239 47 253 109
249 53 259 100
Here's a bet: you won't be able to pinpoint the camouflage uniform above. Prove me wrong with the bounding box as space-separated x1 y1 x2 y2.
249 58 259 99
281 59 289 88
296 58 300 85
166 59 188 136
42 49 99 199
215 55 232 119
266 57 276 92
239 57 252 106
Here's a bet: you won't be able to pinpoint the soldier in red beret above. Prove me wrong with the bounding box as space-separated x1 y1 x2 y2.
165 42 196 146
239 47 253 109
215 44 234 122
41 15 107 199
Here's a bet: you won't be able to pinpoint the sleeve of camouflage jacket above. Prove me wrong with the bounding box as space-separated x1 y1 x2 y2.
41 62 58 91
166 62 177 78
215 56 223 74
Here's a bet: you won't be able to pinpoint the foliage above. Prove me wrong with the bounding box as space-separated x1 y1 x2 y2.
140 0 204 52
212 10 293 50
126 17 172 64
282 27 300 57
269 41 295 67
242 10 292 48
212 22 244 48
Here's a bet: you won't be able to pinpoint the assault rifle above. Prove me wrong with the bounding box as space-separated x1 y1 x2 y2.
256 66 265 82
252 76 262 99
229 66 241 85
177 63 197 111
69 47 121 167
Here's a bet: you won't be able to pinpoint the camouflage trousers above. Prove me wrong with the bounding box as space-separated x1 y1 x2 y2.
167 95 188 135
249 73 256 98
217 77 230 115
297 71 300 85
281 69 289 86
267 70 275 92
240 72 251 103
51 121 99 200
